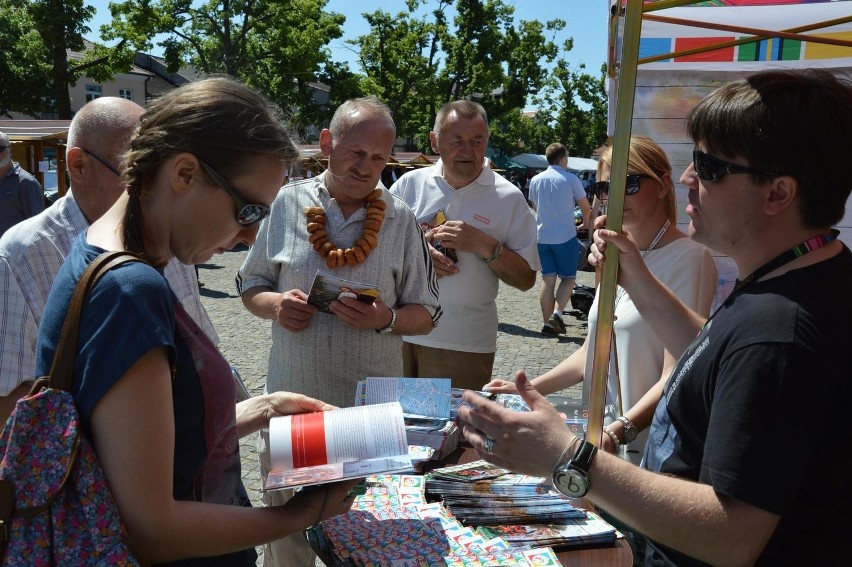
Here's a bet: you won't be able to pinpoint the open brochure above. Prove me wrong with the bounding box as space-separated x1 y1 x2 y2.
307 269 380 313
264 402 413 491
355 377 452 419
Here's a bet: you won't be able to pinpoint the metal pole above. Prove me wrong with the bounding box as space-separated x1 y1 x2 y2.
586 0 644 447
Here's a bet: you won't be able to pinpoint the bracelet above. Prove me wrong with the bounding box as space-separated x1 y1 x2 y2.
603 428 621 452
552 435 581 472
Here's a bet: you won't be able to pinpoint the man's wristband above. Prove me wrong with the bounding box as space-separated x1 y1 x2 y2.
482 241 504 264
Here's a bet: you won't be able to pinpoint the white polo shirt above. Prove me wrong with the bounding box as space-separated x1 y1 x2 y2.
391 160 539 353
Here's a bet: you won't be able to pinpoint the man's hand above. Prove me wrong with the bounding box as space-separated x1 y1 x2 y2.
428 244 459 278
426 220 495 259
273 289 317 332
330 296 394 331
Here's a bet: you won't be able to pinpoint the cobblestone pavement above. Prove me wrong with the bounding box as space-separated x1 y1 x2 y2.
197 245 594 563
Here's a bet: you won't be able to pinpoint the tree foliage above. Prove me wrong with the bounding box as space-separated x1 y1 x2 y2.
0 0 134 118
102 0 345 139
348 0 606 157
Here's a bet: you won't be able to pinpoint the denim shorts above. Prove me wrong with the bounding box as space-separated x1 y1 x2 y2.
538 237 579 278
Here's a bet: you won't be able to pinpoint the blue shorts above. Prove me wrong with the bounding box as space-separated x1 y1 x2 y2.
538 238 579 279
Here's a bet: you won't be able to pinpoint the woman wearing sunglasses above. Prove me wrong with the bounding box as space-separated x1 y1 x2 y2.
486 136 717 464
34 78 359 565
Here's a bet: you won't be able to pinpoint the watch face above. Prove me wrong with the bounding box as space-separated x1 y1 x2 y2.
623 427 637 443
553 467 589 498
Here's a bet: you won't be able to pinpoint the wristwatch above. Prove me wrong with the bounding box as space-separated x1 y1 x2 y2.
376 308 398 334
552 439 598 498
616 416 638 444
482 241 504 264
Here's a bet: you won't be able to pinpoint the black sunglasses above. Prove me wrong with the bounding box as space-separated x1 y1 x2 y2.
0 145 8 152
83 149 121 177
197 159 270 227
692 150 782 182
593 174 649 199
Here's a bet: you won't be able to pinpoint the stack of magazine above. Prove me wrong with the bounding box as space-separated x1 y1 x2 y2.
355 377 460 460
426 460 618 549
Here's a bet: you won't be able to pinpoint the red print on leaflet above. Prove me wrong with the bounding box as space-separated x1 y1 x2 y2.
473 213 491 225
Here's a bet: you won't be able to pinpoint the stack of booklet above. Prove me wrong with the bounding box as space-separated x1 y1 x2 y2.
355 377 460 460
426 460 618 549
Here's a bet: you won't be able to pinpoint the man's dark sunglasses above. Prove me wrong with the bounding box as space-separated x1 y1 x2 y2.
692 150 783 182
0 145 9 152
197 159 270 227
83 149 121 177
592 174 649 199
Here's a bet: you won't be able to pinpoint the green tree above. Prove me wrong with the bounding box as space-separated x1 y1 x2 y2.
0 0 134 118
102 0 345 138
350 0 565 154
532 57 608 157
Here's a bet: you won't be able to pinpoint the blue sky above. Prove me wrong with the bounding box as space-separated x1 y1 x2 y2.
83 0 609 73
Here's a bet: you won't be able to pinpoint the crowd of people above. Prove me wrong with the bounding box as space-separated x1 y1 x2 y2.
0 66 849 567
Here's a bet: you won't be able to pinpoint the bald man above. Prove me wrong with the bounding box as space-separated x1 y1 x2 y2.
0 97 219 420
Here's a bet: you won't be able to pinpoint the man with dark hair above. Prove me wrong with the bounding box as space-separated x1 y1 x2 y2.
527 142 591 335
0 131 44 236
458 69 852 566
391 100 539 389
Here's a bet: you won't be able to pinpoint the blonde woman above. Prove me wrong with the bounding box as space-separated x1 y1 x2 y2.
487 136 717 464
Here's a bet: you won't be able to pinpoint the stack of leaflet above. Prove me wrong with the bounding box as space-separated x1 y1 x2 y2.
355 377 460 460
450 388 587 436
426 460 617 549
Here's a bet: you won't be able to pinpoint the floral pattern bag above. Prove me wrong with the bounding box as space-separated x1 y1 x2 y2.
0 252 145 566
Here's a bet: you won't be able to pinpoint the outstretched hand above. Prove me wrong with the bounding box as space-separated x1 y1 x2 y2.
457 372 576 477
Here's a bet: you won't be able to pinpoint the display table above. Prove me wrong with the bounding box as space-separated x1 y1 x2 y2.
310 445 633 567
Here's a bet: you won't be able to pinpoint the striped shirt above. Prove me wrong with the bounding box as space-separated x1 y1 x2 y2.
0 191 218 395
237 174 441 408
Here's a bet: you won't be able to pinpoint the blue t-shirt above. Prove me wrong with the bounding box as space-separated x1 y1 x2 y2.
36 234 255 566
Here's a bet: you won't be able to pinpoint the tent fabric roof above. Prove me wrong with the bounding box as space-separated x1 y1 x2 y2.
511 153 549 169
0 120 70 141
567 157 599 172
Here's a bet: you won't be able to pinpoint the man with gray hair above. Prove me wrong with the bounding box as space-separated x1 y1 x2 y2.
391 100 539 389
0 130 44 236
0 97 218 420
238 95 440 566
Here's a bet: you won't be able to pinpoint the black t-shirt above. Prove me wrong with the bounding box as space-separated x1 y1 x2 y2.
641 246 852 566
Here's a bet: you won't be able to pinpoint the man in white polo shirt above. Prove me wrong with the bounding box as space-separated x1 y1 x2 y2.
527 142 591 335
391 100 539 390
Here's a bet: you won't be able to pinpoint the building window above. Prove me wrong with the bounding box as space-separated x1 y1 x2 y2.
119 89 133 101
85 84 102 102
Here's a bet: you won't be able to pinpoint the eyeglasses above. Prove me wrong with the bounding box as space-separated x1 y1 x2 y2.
0 145 9 152
692 150 782 182
592 174 649 199
83 149 121 177
197 159 270 227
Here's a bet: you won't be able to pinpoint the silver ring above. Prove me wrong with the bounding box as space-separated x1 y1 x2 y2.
484 437 495 454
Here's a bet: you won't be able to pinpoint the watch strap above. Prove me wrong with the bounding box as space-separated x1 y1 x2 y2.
569 440 598 474
376 308 398 334
483 241 504 263
616 416 638 443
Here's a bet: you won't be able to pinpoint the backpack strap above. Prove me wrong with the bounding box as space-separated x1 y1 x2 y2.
48 251 149 392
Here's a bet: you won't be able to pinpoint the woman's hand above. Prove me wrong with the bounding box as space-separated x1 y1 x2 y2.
236 392 336 438
482 377 519 394
285 480 362 528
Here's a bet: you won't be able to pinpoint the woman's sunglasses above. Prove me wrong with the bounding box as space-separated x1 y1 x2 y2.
692 150 783 182
592 174 649 199
197 159 271 227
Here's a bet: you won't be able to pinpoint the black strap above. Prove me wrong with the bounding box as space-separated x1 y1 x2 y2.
48 251 148 392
